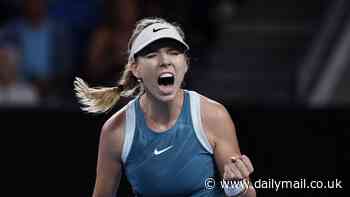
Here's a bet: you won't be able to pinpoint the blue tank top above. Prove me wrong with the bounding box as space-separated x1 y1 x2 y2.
121 90 224 196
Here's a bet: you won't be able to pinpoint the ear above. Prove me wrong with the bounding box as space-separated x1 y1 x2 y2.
184 56 190 73
130 62 141 79
184 63 188 74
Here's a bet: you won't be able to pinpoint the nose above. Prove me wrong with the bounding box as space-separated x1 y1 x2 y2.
159 52 171 67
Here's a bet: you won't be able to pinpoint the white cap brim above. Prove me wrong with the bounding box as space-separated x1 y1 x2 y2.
129 23 189 62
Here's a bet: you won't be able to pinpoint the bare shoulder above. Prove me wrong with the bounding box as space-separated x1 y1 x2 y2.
99 107 127 161
102 108 126 136
199 94 231 122
198 94 237 148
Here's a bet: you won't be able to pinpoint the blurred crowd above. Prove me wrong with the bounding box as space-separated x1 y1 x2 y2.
3 0 345 109
0 0 225 109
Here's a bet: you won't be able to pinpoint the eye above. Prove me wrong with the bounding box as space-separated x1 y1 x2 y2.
145 53 157 59
168 50 181 56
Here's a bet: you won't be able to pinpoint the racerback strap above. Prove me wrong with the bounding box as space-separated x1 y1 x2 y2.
187 90 214 154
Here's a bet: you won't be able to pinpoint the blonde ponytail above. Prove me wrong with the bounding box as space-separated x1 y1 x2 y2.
74 77 123 113
74 62 141 113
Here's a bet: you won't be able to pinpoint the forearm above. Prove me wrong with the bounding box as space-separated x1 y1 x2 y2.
92 188 117 197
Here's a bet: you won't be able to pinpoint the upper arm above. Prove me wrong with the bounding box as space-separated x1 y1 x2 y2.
93 111 125 197
201 98 241 177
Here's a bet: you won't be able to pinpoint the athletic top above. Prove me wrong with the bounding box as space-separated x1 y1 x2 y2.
121 90 224 196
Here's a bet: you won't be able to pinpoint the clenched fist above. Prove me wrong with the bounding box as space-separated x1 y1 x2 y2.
223 154 254 180
223 155 254 196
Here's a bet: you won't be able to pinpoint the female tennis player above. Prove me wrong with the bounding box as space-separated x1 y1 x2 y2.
74 17 256 197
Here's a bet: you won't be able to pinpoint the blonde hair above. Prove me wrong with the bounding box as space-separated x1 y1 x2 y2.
74 17 186 113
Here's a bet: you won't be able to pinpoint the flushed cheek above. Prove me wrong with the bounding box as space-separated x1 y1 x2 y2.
175 65 188 84
143 73 158 88
139 63 157 80
176 73 185 87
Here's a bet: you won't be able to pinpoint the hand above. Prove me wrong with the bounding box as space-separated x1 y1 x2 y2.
223 154 254 180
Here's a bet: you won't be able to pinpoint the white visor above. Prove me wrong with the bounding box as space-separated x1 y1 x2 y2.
128 23 189 62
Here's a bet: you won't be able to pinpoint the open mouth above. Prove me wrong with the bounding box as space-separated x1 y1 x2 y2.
158 73 175 86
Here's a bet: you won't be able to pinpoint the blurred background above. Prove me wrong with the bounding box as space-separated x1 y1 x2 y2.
0 0 348 196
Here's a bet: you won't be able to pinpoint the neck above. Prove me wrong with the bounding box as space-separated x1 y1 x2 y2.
141 89 184 131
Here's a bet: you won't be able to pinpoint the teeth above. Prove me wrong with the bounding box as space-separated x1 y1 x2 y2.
160 73 174 78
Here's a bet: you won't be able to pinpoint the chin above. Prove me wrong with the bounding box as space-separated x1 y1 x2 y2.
157 91 178 102
153 88 180 103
